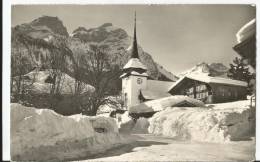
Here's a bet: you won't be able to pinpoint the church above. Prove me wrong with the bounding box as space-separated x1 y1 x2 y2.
120 14 175 109
120 14 248 109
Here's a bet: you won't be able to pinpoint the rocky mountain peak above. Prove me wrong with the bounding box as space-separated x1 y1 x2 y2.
72 23 128 43
99 23 113 28
73 27 88 33
30 16 69 37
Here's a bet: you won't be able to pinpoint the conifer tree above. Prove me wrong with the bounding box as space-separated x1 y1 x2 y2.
227 57 252 84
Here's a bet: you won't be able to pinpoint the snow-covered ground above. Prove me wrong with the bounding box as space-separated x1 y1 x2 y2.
79 134 255 162
11 99 255 161
149 100 255 143
11 103 130 161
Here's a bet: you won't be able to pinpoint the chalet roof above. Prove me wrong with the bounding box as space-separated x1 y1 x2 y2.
123 58 147 70
168 74 247 91
140 89 172 100
236 19 256 43
147 80 175 92
129 95 205 114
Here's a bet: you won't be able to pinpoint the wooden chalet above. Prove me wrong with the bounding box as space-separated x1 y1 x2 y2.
168 74 248 103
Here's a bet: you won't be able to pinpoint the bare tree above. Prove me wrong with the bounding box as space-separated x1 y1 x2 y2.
11 32 39 102
44 39 72 109
79 44 122 115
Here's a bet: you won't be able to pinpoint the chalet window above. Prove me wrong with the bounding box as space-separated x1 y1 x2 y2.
196 85 206 92
194 84 208 100
201 92 204 98
234 91 238 98
228 91 232 97
188 87 193 93
219 88 225 96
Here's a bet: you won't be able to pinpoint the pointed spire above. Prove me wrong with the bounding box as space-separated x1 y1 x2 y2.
131 11 139 59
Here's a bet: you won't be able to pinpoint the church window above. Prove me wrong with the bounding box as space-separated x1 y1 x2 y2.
124 93 128 107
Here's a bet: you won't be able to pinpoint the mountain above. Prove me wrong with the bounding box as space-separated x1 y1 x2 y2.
30 16 69 37
178 62 229 78
156 64 179 81
70 22 177 80
11 16 177 81
11 16 73 74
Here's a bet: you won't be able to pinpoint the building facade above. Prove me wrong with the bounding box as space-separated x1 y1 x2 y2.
168 75 248 103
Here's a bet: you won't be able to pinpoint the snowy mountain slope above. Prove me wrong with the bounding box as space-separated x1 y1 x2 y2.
178 62 229 78
156 63 179 81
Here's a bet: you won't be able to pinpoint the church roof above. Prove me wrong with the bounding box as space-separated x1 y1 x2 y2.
123 12 147 72
123 58 147 70
120 71 148 78
131 12 139 59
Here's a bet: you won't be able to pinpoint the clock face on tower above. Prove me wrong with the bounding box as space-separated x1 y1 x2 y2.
137 78 143 84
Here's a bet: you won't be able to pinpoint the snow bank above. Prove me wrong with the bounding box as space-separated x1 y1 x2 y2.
89 116 119 133
11 103 124 161
129 95 205 114
132 117 150 134
117 111 150 134
118 111 135 133
149 100 255 143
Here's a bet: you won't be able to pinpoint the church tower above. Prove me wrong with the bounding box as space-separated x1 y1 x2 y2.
120 12 148 109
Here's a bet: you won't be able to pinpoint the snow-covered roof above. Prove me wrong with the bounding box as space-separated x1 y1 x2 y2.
168 74 247 91
129 95 205 114
147 80 175 92
236 19 256 43
123 58 147 70
140 89 172 100
22 70 94 94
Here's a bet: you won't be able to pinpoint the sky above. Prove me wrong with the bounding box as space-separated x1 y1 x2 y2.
11 5 255 74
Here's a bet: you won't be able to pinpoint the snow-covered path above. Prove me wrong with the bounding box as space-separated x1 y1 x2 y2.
81 134 255 161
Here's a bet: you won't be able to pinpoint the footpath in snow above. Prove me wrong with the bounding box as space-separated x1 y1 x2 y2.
80 134 255 162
